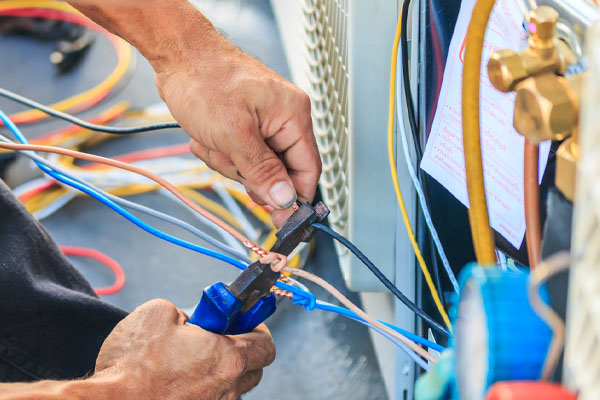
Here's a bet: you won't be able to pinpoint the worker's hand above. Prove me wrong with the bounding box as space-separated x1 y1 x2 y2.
94 299 275 399
153 39 321 227
68 0 321 226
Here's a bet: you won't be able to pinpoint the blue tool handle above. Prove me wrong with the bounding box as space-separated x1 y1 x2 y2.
188 282 277 335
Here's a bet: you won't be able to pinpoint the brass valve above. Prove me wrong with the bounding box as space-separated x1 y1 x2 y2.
487 5 583 201
556 136 579 201
513 73 579 144
488 6 577 93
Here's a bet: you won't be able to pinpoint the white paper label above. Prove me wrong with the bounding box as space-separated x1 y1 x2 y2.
420 0 551 248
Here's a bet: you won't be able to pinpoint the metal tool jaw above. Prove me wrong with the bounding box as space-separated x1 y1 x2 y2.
188 201 330 335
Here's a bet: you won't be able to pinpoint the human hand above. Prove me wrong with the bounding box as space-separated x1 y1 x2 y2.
153 36 321 227
94 299 275 400
68 0 321 226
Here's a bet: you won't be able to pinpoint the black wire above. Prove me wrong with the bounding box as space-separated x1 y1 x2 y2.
401 0 422 160
400 0 447 313
0 87 180 134
312 223 450 338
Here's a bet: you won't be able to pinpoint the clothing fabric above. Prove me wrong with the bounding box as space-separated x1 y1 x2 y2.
0 179 127 382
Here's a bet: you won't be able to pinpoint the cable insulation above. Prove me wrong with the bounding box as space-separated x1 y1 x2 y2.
60 246 125 296
395 40 459 293
0 2 133 124
388 9 453 331
312 223 449 337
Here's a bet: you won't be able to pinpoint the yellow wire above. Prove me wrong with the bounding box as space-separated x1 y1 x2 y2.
388 11 453 331
0 1 132 124
462 0 497 265
227 188 272 226
180 188 244 231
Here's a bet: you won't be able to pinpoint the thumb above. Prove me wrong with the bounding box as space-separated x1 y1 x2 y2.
225 129 297 209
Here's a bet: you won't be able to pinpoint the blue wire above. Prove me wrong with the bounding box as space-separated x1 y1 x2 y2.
0 109 247 270
0 109 445 353
315 301 444 352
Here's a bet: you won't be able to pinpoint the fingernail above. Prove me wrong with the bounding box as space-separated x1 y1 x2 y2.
269 181 296 209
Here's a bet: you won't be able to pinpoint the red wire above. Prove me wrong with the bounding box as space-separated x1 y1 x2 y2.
18 180 56 203
18 144 190 202
0 8 120 124
60 246 126 296
87 143 190 167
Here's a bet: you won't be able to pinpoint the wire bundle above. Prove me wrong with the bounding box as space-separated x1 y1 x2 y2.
0 0 449 368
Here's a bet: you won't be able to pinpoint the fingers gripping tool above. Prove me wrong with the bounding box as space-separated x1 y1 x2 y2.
188 202 329 335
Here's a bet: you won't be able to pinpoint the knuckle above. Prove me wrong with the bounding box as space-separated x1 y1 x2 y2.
246 156 286 184
140 298 178 318
296 90 312 113
231 114 255 136
228 346 248 375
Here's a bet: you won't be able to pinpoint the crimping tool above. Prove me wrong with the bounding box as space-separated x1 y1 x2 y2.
188 201 329 335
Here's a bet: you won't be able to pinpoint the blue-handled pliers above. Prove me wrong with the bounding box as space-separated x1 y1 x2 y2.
188 201 330 335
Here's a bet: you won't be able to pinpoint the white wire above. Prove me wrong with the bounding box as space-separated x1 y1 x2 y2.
0 134 252 263
213 181 258 239
395 45 460 293
316 300 430 370
34 191 77 220
158 188 249 255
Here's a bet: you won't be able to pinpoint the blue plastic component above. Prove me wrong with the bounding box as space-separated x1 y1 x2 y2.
188 282 277 335
451 264 553 399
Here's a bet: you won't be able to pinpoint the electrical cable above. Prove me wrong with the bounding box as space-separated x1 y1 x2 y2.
2 142 440 363
462 0 497 265
312 223 450 338
317 301 430 370
0 1 133 125
3 142 253 263
528 252 571 381
0 110 250 271
400 0 449 307
315 300 444 353
284 266 436 363
0 87 179 133
396 41 460 294
388 9 453 332
0 111 440 357
400 0 421 157
524 140 542 269
0 123 277 265
60 246 126 296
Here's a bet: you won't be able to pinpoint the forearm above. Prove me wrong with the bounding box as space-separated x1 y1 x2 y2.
0 371 126 400
66 0 226 72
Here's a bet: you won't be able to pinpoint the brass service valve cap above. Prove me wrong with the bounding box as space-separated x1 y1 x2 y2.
528 6 559 46
513 73 578 144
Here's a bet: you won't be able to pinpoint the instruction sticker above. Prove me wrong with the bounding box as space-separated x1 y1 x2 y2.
420 0 551 248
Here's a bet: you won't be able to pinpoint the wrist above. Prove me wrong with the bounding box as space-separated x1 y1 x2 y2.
69 0 226 73
63 369 128 399
0 370 127 400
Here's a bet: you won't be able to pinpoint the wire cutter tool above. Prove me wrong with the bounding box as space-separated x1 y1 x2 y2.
188 201 330 335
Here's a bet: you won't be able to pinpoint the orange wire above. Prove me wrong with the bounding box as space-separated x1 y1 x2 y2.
0 141 286 266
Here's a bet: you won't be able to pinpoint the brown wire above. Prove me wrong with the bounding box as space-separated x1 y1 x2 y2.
0 141 288 268
524 140 542 269
284 267 437 363
0 141 437 360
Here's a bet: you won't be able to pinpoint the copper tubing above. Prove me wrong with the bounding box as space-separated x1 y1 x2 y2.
524 140 542 269
528 252 571 380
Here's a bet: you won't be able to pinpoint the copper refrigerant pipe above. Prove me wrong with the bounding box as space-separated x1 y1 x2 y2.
524 140 542 269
